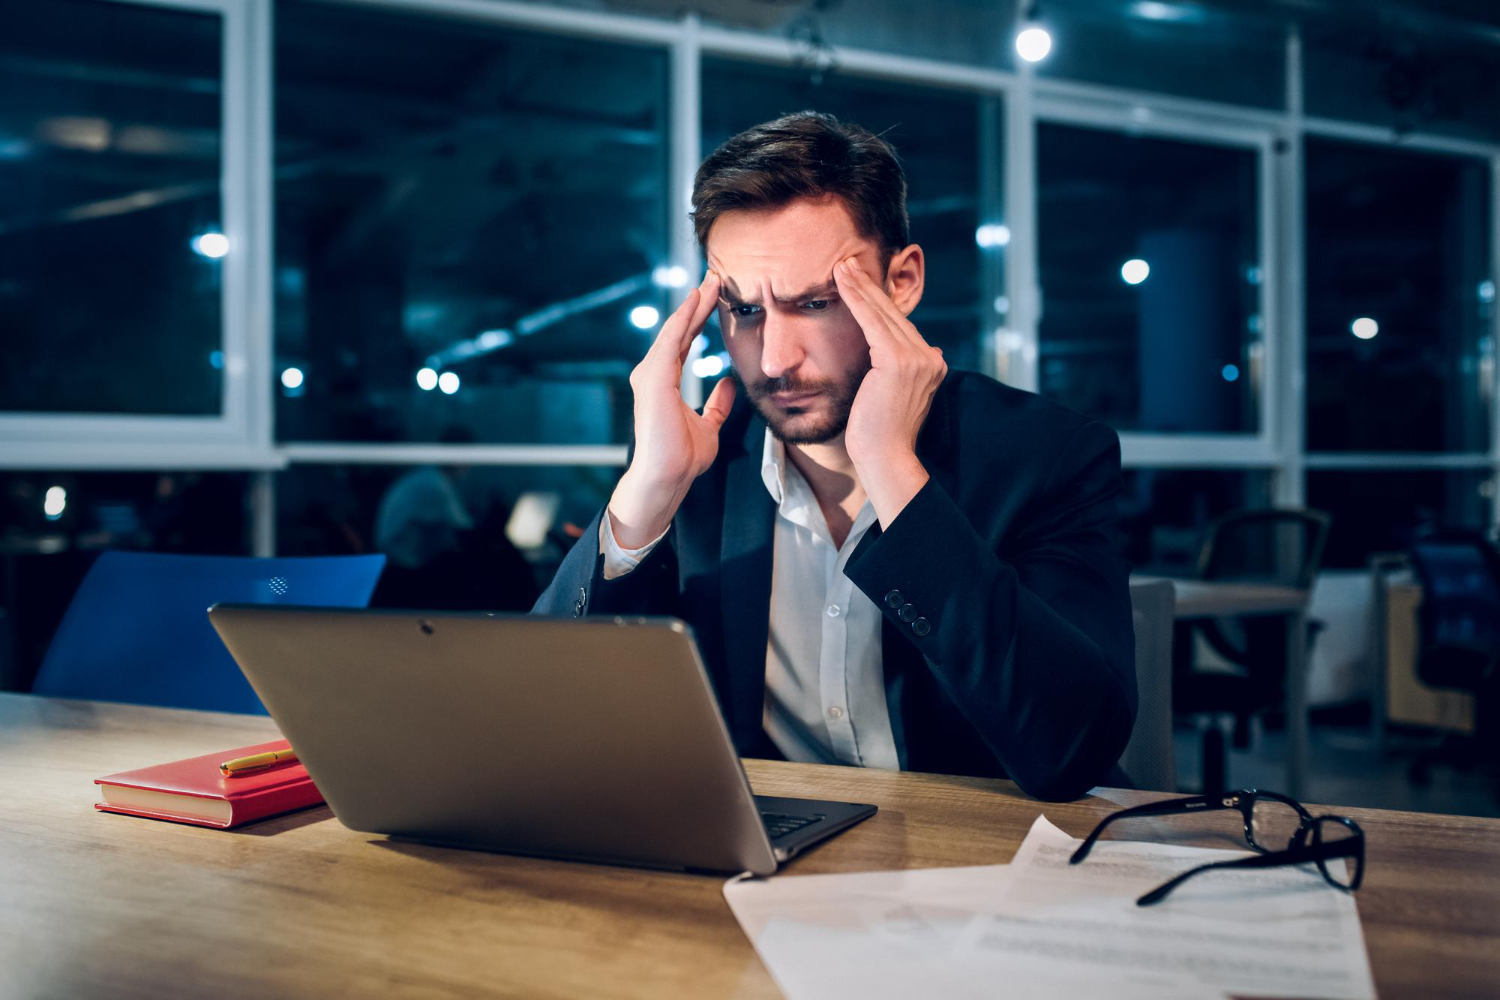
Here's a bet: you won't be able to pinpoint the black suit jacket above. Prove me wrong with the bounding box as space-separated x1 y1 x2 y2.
533 371 1137 801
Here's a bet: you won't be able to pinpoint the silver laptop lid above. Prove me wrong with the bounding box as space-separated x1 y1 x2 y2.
209 607 779 875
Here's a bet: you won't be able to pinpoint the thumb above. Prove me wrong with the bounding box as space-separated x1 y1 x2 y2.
700 376 738 430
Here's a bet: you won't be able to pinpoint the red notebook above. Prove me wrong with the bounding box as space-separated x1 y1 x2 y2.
94 740 324 829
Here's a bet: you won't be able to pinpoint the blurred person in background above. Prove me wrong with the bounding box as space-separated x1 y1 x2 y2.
372 425 538 611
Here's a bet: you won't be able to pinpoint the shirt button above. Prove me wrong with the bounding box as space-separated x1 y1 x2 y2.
884 589 903 608
898 603 917 623
827 604 842 618
827 706 845 720
912 617 931 636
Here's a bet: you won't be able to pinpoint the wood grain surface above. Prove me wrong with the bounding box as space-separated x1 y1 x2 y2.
2 694 1497 999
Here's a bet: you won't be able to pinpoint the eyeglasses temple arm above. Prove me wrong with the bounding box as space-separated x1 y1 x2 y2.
1069 795 1219 864
1136 837 1362 906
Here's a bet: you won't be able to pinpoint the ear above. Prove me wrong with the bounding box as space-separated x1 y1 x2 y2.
884 244 925 316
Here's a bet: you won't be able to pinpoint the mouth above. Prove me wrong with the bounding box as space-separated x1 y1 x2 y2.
769 390 821 408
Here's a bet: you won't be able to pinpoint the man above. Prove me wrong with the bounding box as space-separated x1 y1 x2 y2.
535 112 1135 801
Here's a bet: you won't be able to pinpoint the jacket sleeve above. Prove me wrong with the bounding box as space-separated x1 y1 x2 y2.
530 506 682 619
842 420 1136 801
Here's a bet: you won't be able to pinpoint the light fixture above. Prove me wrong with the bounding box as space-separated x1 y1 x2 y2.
974 224 1011 248
44 486 67 520
1015 4 1052 63
280 367 304 390
416 367 438 391
1130 1 1198 22
191 232 229 259
438 371 460 394
691 355 726 379
1351 317 1379 340
652 265 689 289
1120 259 1150 285
1221 364 1240 382
1016 26 1052 62
1480 280 1496 304
629 305 661 330
209 350 224 370
473 331 502 351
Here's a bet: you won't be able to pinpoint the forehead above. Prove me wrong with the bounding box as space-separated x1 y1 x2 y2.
704 195 874 298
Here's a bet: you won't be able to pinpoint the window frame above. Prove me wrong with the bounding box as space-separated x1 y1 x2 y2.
1031 94 1282 466
0 0 276 470
0 0 1494 555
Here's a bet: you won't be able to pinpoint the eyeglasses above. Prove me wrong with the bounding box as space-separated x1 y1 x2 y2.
1069 789 1365 906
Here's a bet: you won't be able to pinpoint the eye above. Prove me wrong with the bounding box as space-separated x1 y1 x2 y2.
803 300 831 311
731 304 763 319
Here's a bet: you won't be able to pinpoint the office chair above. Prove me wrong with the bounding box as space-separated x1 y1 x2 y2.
1122 578 1177 792
1405 531 1500 798
31 551 386 714
1174 508 1332 795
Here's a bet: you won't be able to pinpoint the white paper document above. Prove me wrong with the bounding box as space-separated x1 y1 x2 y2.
723 815 1376 1000
963 815 1377 1000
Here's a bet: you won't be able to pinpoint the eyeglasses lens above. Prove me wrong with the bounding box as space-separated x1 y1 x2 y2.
1248 796 1305 852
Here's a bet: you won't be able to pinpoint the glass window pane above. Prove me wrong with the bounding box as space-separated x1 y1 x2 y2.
0 0 223 415
1117 468 1274 573
1304 138 1492 453
1037 123 1261 433
699 60 994 387
1306 470 1495 569
1304 15 1500 144
1036 3 1284 109
274 2 669 444
275 463 620 611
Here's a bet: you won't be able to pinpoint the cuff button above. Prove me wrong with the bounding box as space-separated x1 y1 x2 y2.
912 617 931 636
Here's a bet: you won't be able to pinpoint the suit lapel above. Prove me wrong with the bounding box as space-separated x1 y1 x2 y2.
718 411 776 751
916 373 959 503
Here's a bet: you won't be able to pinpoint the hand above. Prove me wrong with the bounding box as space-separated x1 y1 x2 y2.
833 256 947 525
608 270 737 548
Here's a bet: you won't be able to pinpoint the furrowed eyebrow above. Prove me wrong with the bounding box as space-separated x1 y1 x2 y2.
719 281 840 308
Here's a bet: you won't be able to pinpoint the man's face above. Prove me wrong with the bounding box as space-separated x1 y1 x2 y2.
706 195 881 445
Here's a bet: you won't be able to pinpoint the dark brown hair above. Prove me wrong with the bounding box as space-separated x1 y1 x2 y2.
691 111 909 264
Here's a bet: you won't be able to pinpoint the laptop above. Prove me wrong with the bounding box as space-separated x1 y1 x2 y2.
208 605 876 875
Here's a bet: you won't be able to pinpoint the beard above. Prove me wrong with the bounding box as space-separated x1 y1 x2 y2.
733 359 870 445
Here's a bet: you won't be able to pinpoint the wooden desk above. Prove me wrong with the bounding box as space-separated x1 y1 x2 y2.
4 695 1498 999
1133 574 1312 799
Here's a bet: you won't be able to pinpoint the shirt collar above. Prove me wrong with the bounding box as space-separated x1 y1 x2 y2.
760 428 788 506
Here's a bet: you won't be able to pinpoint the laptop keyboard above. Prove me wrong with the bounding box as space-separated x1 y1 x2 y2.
761 811 824 841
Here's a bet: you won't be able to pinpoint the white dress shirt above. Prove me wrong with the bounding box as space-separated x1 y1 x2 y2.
600 429 901 770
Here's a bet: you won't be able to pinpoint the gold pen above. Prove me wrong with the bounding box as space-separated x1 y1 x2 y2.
220 748 299 776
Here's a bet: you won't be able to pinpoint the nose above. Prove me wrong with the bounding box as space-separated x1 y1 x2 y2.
759 312 806 381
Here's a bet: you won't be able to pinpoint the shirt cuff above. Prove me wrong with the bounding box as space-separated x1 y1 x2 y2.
599 512 669 581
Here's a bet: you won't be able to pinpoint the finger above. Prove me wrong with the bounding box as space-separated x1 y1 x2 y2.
834 259 905 353
645 286 699 363
677 271 721 364
700 375 738 430
836 257 924 348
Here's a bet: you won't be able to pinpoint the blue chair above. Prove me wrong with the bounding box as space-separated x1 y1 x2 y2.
31 551 386 714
